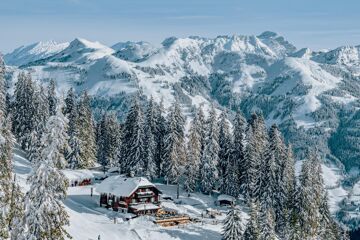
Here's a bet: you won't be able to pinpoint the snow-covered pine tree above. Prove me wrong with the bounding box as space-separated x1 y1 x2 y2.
218 111 232 191
119 96 145 176
259 208 278 240
163 100 186 184
318 192 338 240
222 207 243 240
64 87 76 116
5 93 11 118
258 152 276 213
77 91 97 168
230 110 246 196
261 124 288 237
223 158 240 197
0 117 14 239
68 123 81 169
283 145 298 238
243 113 268 202
0 54 6 120
143 97 157 179
24 108 70 240
144 124 156 180
64 88 80 167
184 108 203 193
154 98 167 177
104 114 120 167
200 104 220 194
47 79 57 116
8 175 25 240
243 126 258 201
284 145 296 207
197 106 206 155
96 113 107 167
244 200 260 240
288 221 302 240
297 150 325 239
27 85 49 163
12 73 37 150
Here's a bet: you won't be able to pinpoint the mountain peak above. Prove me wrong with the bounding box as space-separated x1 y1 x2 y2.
161 37 178 48
69 38 108 50
4 40 69 66
257 31 279 39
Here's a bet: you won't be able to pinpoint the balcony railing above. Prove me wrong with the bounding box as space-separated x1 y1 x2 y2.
136 191 154 198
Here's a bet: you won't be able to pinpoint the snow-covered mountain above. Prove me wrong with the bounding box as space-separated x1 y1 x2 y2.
4 40 69 66
112 41 158 62
3 32 359 166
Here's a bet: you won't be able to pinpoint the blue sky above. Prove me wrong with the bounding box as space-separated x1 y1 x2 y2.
1 0 360 53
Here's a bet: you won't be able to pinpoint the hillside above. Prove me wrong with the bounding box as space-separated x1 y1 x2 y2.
3 32 360 228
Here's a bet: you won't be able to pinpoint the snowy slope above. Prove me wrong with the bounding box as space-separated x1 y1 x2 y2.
112 41 158 62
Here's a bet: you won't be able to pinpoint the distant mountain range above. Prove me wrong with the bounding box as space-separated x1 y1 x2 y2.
3 33 360 227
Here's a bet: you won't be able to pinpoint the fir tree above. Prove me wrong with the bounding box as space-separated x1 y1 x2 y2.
153 98 167 177
218 111 232 191
119 96 145 176
243 125 259 200
143 97 158 179
47 79 57 116
104 114 120 167
27 85 49 163
259 208 278 240
8 175 25 240
244 200 260 240
0 54 6 120
230 110 246 196
96 114 107 167
64 87 76 117
12 73 36 150
297 151 326 239
200 104 219 194
197 106 207 156
0 116 14 239
243 113 267 201
67 124 81 169
163 100 186 184
261 124 288 237
24 109 70 240
184 108 203 193
222 207 243 240
77 91 96 168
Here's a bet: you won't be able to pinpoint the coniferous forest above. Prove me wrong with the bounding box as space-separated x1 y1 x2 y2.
0 56 351 240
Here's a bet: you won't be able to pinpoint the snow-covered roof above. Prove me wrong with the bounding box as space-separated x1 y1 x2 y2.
130 203 160 211
217 194 235 202
96 176 158 197
62 169 99 182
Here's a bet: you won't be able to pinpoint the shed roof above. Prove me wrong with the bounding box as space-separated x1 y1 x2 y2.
217 194 236 202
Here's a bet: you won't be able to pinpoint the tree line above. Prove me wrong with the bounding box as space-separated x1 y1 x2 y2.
0 62 350 239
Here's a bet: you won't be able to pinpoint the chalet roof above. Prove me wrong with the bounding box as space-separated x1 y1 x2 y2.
96 175 159 197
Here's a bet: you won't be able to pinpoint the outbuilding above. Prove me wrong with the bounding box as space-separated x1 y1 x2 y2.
216 194 236 206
